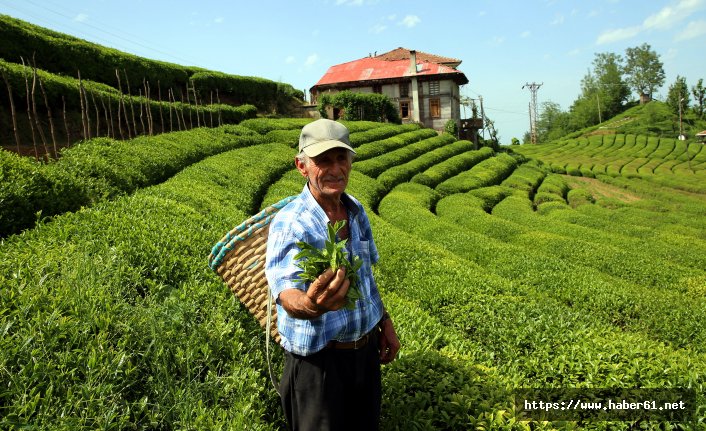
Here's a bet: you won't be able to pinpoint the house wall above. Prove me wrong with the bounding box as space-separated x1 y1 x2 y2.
313 78 462 131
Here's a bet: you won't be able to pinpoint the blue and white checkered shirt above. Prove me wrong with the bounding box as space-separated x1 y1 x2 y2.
265 183 383 356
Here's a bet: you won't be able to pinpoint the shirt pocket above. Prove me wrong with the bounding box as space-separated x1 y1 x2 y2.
356 240 373 290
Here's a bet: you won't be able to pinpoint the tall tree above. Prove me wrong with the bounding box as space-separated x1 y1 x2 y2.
536 101 571 142
623 43 665 103
568 71 600 129
592 52 630 118
568 52 630 130
666 75 690 115
692 78 705 119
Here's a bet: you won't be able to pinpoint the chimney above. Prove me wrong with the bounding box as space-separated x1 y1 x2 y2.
409 50 420 123
409 50 417 74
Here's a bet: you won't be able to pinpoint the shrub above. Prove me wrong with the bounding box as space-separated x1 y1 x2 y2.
318 91 401 124
443 119 458 137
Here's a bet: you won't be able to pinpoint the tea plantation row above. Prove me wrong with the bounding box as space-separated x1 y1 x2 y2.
1 119 704 429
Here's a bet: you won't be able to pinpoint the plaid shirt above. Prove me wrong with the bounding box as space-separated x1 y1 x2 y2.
265 183 383 356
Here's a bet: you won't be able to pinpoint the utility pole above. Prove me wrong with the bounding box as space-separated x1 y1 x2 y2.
479 95 485 139
522 82 542 144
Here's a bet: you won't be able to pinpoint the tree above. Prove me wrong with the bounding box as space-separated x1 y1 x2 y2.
566 52 630 131
592 52 630 118
666 75 690 115
536 101 571 142
569 71 601 129
623 43 665 103
692 78 705 119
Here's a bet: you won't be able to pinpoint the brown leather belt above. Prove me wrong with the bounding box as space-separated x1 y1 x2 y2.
326 329 375 350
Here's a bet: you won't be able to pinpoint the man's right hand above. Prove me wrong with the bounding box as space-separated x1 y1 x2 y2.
279 267 350 319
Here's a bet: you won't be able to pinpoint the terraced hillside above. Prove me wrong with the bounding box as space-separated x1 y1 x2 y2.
512 133 706 193
1 120 705 430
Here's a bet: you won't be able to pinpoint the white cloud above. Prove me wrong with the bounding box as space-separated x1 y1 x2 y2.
568 48 580 56
478 10 487 17
285 56 296 64
644 0 704 30
370 24 387 34
400 15 421 28
74 13 89 22
675 19 706 40
214 17 224 24
336 0 364 5
596 25 642 44
596 0 705 44
520 30 531 38
305 53 319 67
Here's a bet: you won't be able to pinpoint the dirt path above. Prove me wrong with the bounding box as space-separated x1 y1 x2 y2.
562 175 641 203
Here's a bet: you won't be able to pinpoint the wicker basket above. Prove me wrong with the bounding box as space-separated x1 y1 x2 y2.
208 196 297 344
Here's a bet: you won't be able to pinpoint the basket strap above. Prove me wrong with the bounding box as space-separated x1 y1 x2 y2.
266 289 280 396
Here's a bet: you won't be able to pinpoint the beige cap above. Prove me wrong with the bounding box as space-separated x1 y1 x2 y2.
298 119 356 157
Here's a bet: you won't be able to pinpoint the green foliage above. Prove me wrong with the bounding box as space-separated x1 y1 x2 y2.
353 129 437 161
411 147 494 187
443 119 458 136
3 117 706 429
348 123 420 147
294 220 364 309
376 139 475 192
0 15 301 114
436 153 519 196
0 58 258 149
666 75 690 115
624 43 666 101
692 78 705 119
318 91 402 124
0 150 85 236
353 133 455 178
239 117 313 135
0 125 261 236
0 143 295 429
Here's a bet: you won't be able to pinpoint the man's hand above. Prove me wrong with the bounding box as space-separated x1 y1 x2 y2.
279 267 350 319
378 318 400 364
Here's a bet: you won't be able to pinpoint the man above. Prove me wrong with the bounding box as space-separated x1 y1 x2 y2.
265 118 400 430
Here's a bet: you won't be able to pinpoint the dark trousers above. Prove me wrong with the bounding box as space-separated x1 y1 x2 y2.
280 331 381 431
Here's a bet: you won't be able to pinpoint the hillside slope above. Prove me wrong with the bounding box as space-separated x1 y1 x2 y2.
1 119 704 429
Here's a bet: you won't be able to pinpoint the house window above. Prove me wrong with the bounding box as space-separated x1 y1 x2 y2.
399 83 409 98
430 98 441 118
400 101 411 119
429 81 440 95
373 84 382 94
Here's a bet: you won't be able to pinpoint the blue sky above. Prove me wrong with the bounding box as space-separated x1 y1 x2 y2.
1 0 705 143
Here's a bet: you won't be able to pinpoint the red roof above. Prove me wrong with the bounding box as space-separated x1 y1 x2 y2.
313 56 468 88
375 47 462 68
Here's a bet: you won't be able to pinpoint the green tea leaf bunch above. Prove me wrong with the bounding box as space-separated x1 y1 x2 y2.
294 220 363 309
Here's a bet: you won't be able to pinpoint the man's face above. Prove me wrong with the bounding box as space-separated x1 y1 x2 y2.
296 147 352 201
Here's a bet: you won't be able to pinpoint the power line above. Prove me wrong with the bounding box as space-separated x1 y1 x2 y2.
0 0 199 66
483 106 527 116
522 82 543 144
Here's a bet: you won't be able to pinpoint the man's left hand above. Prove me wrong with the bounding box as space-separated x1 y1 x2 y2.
378 318 400 364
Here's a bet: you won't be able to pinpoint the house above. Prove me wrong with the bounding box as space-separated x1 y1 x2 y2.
310 48 469 132
697 130 706 143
